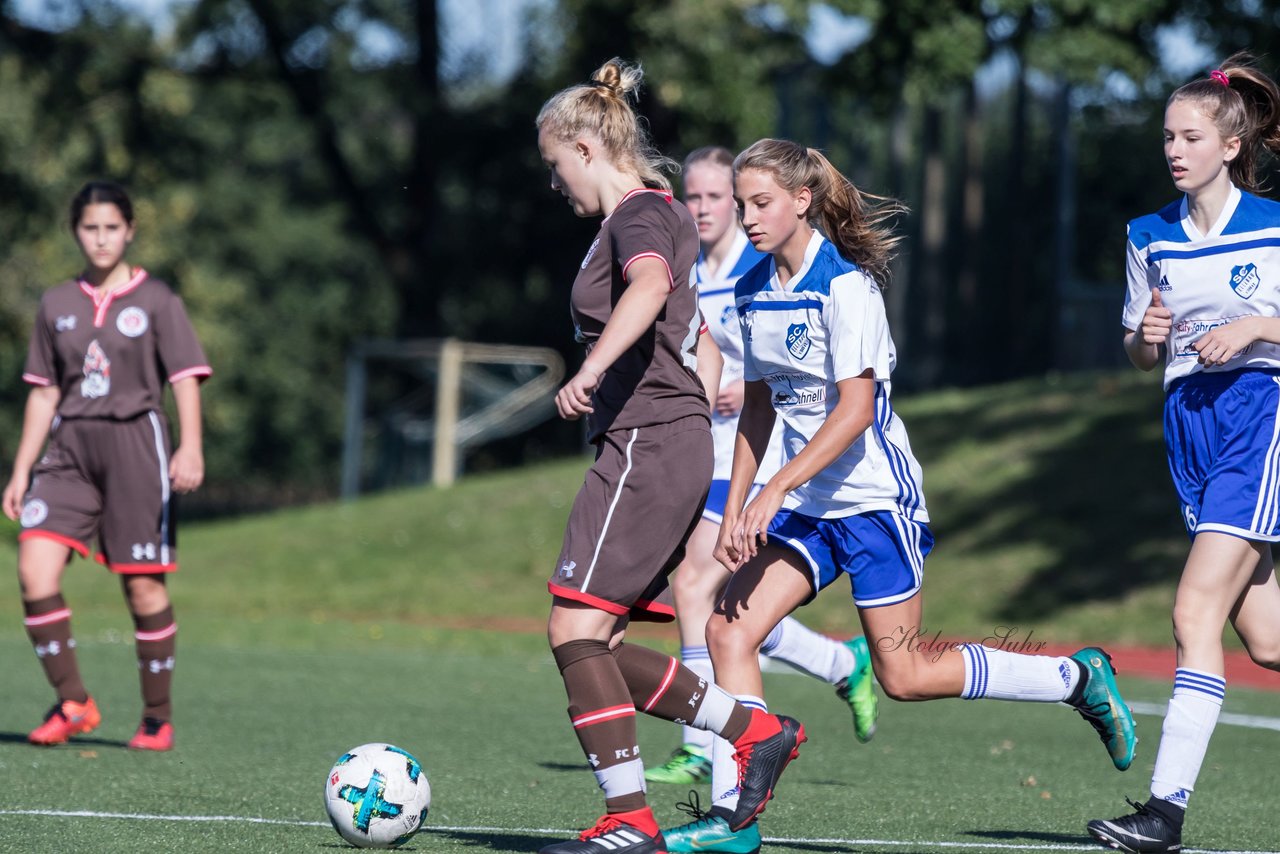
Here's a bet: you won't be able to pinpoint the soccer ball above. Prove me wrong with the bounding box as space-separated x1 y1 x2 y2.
324 743 431 848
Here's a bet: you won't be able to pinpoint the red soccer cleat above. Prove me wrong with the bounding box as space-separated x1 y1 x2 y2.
729 709 806 830
127 717 174 751
28 697 101 745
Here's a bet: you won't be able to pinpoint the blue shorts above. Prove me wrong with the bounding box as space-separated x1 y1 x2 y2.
767 508 934 608
701 479 764 524
1165 368 1280 541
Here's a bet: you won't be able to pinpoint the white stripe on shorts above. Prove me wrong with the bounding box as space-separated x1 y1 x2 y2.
147 411 172 565
1249 377 1280 536
580 428 639 595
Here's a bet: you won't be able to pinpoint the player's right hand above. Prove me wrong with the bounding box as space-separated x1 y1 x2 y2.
2 473 29 521
555 368 598 421
1141 286 1173 345
714 514 747 572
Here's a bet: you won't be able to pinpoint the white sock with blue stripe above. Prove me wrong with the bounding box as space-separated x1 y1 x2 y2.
710 694 766 816
959 644 1081 702
678 645 715 752
759 617 855 685
1150 668 1225 809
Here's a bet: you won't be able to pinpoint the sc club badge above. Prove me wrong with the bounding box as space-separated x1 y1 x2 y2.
787 322 811 359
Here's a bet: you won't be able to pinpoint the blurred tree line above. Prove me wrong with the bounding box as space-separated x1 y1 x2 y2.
1 0 1276 512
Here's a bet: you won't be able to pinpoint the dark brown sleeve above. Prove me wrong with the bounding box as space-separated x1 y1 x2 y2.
155 290 212 384
610 199 678 290
21 298 56 387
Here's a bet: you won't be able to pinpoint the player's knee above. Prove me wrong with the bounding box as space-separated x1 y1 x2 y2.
874 663 927 702
1246 639 1280 671
1170 602 1216 647
705 615 758 663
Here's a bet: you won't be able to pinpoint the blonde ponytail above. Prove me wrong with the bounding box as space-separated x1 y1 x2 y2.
536 58 678 192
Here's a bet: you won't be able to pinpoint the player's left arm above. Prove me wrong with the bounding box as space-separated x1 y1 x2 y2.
1192 315 1280 366
555 257 673 419
168 377 204 493
695 325 723 404
733 372 874 559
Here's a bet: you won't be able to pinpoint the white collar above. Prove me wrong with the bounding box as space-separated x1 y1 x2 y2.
769 231 824 292
1180 183 1241 240
697 229 750 284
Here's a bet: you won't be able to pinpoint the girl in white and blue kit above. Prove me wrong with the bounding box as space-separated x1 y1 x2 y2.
1087 54 1280 854
704 138 1138 836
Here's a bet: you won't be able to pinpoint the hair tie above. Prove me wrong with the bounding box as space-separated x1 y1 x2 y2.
589 79 616 92
1210 69 1230 88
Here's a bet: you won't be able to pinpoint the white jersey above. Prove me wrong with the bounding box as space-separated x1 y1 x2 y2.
1125 184 1280 389
735 232 928 521
695 229 784 481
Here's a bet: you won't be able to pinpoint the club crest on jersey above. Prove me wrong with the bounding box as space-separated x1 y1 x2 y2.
116 306 149 337
720 305 736 327
1230 262 1260 298
81 339 111 398
580 237 601 270
20 498 48 528
786 323 811 359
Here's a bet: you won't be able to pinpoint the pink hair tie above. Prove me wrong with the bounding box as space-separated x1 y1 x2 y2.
1210 70 1230 88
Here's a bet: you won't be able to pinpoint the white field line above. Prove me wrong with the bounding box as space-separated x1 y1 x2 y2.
0 811 1276 854
1129 700 1280 732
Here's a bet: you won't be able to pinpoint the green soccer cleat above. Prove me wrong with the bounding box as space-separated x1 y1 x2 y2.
835 636 878 743
1069 647 1137 771
644 744 712 785
663 793 761 854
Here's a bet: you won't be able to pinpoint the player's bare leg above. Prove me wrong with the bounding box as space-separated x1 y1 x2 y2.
1091 533 1266 850
647 520 727 785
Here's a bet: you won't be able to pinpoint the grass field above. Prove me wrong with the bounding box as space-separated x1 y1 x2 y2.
1 371 1279 853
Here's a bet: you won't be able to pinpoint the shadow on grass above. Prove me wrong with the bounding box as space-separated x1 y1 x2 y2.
427 828 557 851
907 374 1187 624
0 731 127 748
963 829 1086 843
535 761 582 772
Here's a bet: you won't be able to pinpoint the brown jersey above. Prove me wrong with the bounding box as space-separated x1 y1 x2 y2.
23 269 211 419
570 188 706 441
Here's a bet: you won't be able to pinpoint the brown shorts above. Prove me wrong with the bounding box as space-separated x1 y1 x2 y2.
548 413 712 622
19 413 179 573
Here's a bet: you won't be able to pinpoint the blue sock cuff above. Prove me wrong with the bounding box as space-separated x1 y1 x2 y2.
961 643 988 700
759 622 785 655
680 645 711 663
1173 667 1225 703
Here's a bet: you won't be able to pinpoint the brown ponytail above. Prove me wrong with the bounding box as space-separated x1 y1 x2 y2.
734 139 905 288
1170 52 1280 193
536 58 678 192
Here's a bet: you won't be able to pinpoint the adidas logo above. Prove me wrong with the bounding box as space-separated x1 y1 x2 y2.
586 829 650 850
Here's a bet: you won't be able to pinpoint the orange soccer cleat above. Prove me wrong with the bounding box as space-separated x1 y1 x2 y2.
127 718 174 751
28 697 101 745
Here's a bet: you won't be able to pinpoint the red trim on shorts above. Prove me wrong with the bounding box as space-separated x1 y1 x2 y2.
169 365 212 384
94 553 177 574
23 608 72 627
622 252 675 291
18 530 90 557
22 373 53 386
632 597 675 621
571 704 636 729
548 582 630 616
642 656 680 712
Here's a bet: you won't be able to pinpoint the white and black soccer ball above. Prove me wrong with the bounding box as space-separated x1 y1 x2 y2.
324 743 431 848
